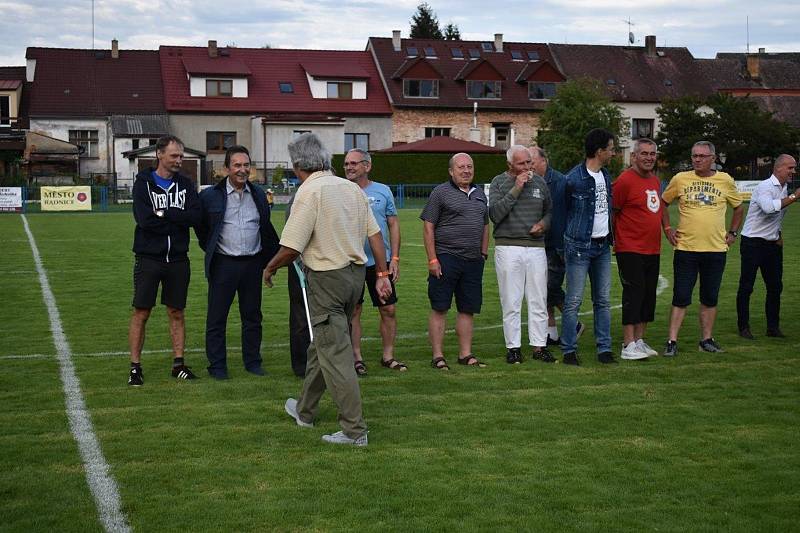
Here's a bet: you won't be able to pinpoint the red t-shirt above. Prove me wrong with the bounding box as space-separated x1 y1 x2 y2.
612 168 662 254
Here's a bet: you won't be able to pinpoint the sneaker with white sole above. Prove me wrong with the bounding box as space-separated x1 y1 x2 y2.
321 430 368 447
128 366 143 386
621 342 649 360
284 398 313 428
636 339 658 357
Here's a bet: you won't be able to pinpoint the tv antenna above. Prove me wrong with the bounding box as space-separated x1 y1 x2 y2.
623 18 636 44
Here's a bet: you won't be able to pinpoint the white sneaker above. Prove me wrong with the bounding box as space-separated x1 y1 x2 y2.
284 398 313 428
636 339 658 357
321 430 368 447
621 341 648 360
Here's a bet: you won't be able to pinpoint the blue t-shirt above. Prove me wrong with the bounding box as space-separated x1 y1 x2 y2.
151 171 173 191
361 181 397 266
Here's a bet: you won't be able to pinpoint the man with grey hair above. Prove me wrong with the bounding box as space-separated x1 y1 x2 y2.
344 148 406 374
489 145 553 364
422 152 489 370
264 133 392 447
662 140 744 356
736 153 797 339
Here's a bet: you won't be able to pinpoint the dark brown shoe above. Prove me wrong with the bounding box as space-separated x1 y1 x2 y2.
766 329 786 338
739 328 754 340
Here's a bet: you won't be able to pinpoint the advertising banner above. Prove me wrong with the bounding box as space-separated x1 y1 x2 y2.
41 186 92 211
0 187 23 212
735 181 760 201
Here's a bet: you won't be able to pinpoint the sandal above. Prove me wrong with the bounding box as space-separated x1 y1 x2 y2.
381 358 408 372
457 355 487 368
354 360 367 376
430 357 449 370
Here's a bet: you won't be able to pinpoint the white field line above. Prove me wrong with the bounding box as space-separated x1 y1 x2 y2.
21 215 130 533
2 274 669 362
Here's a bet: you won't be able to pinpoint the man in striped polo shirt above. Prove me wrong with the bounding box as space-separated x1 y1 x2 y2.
421 152 490 370
489 145 553 364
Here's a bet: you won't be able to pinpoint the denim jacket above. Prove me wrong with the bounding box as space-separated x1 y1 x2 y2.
543 166 567 252
563 161 614 249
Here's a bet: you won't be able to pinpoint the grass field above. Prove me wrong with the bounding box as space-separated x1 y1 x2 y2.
1 207 799 532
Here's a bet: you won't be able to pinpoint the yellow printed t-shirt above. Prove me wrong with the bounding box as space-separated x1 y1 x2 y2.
662 171 742 252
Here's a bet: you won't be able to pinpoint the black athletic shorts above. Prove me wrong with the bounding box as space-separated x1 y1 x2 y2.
132 255 190 310
428 253 484 314
358 265 398 307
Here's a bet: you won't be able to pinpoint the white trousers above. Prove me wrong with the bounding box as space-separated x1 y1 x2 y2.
495 245 548 348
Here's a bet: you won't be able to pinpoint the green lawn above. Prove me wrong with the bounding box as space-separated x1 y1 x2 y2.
0 207 798 532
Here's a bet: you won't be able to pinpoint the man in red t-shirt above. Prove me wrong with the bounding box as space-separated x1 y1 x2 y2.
612 138 668 360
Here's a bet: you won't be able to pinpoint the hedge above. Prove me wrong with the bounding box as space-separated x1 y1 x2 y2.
331 153 508 184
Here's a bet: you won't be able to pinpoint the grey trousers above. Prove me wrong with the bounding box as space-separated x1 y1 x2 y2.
296 263 367 439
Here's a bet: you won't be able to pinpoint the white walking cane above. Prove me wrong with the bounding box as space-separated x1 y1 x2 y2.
292 259 314 343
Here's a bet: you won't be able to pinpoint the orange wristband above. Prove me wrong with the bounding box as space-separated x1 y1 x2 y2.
391 256 400 262
428 258 439 265
376 271 389 278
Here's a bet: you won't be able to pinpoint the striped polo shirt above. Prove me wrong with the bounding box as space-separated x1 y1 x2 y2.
420 180 489 260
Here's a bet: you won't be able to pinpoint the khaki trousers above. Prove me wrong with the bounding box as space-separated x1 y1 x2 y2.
296 263 367 438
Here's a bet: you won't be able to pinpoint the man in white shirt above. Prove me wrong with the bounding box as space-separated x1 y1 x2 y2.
736 154 797 339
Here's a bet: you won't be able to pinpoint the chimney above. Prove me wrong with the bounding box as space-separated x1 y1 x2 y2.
494 33 503 53
645 35 656 57
746 54 760 80
758 47 766 54
111 39 119 59
208 40 218 58
392 30 401 52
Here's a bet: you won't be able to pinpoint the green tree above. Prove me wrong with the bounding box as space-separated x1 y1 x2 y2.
655 96 709 172
410 3 444 39
536 78 628 174
443 22 461 40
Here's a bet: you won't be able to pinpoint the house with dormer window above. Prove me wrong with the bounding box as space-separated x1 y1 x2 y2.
368 31 566 149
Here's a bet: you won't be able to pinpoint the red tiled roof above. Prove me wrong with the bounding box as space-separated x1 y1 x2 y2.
300 61 369 79
181 57 251 76
160 46 391 115
368 37 560 110
0 80 22 90
25 48 165 116
378 136 503 153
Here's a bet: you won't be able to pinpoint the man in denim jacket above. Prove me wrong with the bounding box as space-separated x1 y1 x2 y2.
560 129 617 365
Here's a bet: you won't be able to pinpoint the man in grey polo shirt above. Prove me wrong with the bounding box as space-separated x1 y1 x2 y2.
421 152 490 370
489 145 552 364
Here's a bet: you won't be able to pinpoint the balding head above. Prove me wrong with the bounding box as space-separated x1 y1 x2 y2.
773 154 797 185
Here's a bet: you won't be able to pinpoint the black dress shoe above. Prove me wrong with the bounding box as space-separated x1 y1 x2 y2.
766 329 786 338
739 328 754 340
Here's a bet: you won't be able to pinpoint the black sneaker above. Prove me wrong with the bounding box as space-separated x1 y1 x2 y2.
563 352 580 366
664 340 678 357
576 321 586 338
698 338 724 353
598 351 618 364
171 364 198 380
532 347 557 363
506 347 523 364
546 335 560 346
766 329 786 338
128 366 143 386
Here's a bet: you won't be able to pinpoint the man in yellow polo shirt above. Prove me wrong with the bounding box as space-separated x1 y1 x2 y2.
661 140 743 356
263 133 392 447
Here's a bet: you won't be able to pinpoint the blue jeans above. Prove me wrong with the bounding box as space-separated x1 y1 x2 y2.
560 240 612 354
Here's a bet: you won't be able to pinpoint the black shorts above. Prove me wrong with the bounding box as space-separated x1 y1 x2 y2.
428 253 484 314
132 255 190 310
672 250 726 307
616 252 660 325
358 265 398 307
546 247 566 308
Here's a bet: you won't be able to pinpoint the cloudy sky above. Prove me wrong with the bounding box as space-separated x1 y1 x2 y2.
2 0 798 65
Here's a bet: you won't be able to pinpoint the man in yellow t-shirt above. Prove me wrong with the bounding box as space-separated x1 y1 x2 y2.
661 141 743 356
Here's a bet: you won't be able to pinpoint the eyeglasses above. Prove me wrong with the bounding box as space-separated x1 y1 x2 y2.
343 160 367 167
691 154 714 159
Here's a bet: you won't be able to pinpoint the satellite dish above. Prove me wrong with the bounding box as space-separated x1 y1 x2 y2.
629 32 635 44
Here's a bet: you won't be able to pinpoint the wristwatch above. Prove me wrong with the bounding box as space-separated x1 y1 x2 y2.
790 193 797 201
155 210 165 218
727 230 738 238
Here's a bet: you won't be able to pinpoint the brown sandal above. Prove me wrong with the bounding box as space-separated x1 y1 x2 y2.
381 358 408 371
354 360 367 376
431 357 449 370
457 355 487 368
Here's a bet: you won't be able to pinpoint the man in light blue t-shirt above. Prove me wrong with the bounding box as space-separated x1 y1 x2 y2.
344 148 406 374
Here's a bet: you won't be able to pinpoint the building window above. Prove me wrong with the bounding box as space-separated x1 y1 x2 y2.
424 46 436 57
528 82 558 100
292 130 311 138
425 127 451 137
327 82 353 99
632 119 655 139
527 51 540 61
206 131 236 152
345 133 370 151
403 79 439 98
468 48 481 59
481 42 494 52
467 80 501 99
450 48 464 59
279 82 294 93
206 79 233 97
69 129 99 158
0 95 9 126
406 47 418 57
510 50 523 61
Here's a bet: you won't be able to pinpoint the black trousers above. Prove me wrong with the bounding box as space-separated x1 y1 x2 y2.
288 265 310 377
736 236 783 331
206 254 263 376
